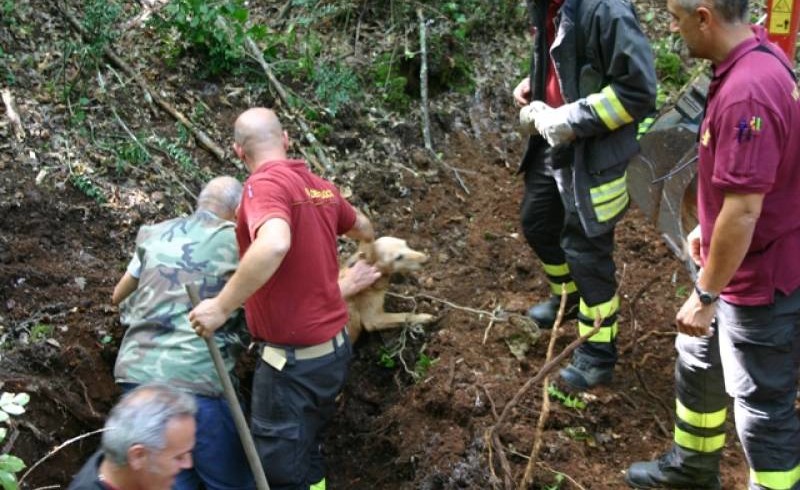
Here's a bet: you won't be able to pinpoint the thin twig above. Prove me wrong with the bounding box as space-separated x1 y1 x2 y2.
19 428 109 484
537 461 589 490
486 293 606 488
478 383 499 421
519 290 565 488
59 7 234 167
388 291 500 320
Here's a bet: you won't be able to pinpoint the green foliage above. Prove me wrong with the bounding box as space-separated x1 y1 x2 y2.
29 323 53 343
371 53 411 111
1 0 13 18
675 285 689 299
547 383 586 410
653 37 689 88
378 347 396 369
312 62 360 116
543 473 565 490
82 0 122 56
153 135 209 182
154 0 264 76
114 140 151 174
69 174 107 204
0 391 30 490
414 352 438 379
563 426 591 441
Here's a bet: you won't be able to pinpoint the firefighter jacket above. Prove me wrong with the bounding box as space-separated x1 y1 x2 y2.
521 0 657 237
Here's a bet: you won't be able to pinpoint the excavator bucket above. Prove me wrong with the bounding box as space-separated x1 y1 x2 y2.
627 76 709 270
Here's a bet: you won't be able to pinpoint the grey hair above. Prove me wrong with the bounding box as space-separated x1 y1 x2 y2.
101 383 197 466
674 0 749 23
196 175 242 218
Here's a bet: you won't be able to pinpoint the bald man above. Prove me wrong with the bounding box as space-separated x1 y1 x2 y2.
190 108 376 490
112 176 256 490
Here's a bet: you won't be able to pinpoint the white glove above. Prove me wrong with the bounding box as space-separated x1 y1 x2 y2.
533 104 576 147
519 101 549 135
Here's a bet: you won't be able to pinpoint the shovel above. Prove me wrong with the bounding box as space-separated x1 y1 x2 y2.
185 284 270 490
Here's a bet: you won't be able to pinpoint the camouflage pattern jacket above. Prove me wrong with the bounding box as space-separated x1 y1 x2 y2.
115 210 246 397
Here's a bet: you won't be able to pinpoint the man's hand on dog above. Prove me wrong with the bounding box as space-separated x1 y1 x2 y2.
341 259 380 299
189 298 228 338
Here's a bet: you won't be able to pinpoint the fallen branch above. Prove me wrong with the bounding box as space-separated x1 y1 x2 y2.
485 294 604 488
60 7 236 169
242 36 333 174
1 88 25 139
19 428 109 485
110 106 197 202
417 9 433 153
519 292 563 489
388 291 500 320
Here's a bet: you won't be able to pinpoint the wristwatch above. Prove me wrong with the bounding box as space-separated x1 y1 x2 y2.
694 283 719 305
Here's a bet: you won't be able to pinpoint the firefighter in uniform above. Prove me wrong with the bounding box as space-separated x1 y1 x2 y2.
514 0 657 391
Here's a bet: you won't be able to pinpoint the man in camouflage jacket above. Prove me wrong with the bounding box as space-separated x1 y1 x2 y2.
111 176 256 490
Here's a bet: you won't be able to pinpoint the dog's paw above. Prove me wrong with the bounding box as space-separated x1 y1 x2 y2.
409 313 435 324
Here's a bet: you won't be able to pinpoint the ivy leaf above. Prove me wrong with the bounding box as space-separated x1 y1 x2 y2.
0 412 8 424
0 454 25 473
0 404 24 416
0 470 19 490
11 394 28 407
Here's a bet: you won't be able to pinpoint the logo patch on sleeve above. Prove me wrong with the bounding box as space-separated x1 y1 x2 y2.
735 116 762 143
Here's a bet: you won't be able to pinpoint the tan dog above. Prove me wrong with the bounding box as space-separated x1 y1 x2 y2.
344 237 435 343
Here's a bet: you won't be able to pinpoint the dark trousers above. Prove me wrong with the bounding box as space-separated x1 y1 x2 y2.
718 289 800 490
520 148 618 365
250 336 352 490
665 330 728 475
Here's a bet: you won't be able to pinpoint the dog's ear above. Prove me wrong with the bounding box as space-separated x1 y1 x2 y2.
358 240 377 265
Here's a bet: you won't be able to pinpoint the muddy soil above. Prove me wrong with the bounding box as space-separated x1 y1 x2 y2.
1 131 751 489
0 1 754 489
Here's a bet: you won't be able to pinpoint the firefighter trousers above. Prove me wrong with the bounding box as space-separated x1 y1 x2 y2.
717 289 800 490
520 147 619 368
664 329 728 478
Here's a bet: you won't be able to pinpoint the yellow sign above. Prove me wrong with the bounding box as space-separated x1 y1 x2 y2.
769 0 793 35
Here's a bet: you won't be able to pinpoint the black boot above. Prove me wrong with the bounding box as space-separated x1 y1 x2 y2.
625 449 721 489
558 354 613 392
526 292 578 328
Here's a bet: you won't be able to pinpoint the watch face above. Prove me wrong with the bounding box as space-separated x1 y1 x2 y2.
699 293 714 305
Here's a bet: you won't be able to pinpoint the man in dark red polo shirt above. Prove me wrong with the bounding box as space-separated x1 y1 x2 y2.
189 108 375 490
626 1 800 488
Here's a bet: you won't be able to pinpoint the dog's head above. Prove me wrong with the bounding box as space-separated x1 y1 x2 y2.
370 236 428 274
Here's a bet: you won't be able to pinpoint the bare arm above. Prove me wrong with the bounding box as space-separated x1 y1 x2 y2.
699 192 763 293
112 272 139 305
345 209 375 243
190 218 291 337
676 192 763 336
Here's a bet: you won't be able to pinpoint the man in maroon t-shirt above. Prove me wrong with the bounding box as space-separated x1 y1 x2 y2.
190 108 376 490
626 1 800 489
